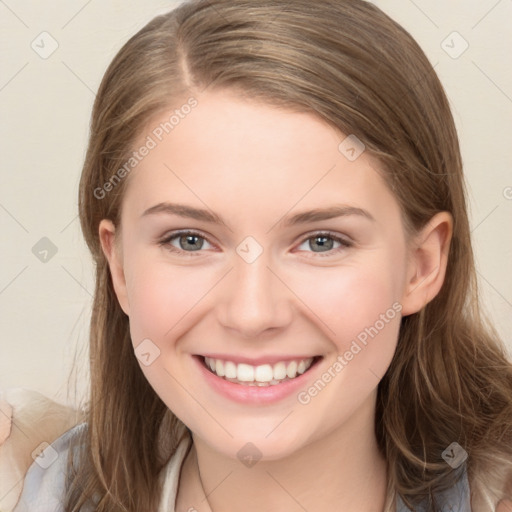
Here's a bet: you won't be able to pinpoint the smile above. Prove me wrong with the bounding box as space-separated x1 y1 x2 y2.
202 356 317 387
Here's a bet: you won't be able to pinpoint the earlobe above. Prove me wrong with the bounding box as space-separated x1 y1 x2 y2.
400 212 453 316
98 219 130 316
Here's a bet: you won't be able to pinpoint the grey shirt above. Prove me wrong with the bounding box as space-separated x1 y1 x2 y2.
13 423 471 512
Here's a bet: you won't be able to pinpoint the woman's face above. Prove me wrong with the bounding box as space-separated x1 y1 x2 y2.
101 89 422 461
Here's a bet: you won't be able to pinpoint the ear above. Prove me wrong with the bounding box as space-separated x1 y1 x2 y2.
99 219 130 316
400 211 453 316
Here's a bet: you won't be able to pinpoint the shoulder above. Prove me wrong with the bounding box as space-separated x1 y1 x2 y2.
12 422 88 512
0 388 85 512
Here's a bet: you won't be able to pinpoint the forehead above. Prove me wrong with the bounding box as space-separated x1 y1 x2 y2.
120 89 399 227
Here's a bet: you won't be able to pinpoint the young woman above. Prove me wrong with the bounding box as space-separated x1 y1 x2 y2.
11 0 512 511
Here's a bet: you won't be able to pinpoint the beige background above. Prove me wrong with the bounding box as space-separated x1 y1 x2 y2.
1 0 511 408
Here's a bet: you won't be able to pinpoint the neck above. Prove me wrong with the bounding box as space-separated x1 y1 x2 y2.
177 392 388 512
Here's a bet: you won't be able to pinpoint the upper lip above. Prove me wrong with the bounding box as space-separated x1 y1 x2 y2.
198 354 320 366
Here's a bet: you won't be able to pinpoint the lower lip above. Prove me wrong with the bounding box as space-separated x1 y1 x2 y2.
193 355 322 405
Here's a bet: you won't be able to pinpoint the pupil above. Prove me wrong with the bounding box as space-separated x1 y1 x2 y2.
312 236 332 252
181 234 202 251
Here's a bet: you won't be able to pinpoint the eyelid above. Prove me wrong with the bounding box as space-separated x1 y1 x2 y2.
159 228 213 242
158 229 217 254
297 229 352 244
294 230 353 256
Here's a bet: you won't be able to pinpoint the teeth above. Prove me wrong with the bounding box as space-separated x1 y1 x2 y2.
273 362 287 380
286 361 298 379
224 361 237 379
216 359 225 377
204 356 315 385
237 363 255 382
254 364 273 382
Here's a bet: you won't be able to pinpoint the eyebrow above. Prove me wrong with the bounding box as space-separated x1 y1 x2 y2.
141 202 375 227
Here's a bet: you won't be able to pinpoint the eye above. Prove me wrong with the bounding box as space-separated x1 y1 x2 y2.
158 230 352 257
296 231 352 256
159 230 214 254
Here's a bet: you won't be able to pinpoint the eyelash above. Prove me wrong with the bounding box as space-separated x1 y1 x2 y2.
158 230 353 257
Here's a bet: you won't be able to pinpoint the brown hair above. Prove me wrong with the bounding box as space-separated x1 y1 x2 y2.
71 0 512 510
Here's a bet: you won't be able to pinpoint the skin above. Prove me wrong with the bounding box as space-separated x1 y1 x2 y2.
100 89 453 512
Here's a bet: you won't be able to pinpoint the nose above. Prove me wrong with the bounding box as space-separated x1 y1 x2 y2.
215 250 293 339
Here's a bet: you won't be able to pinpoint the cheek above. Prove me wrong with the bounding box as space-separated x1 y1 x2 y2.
290 265 402 415
293 260 402 342
124 254 218 346
287 253 405 398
